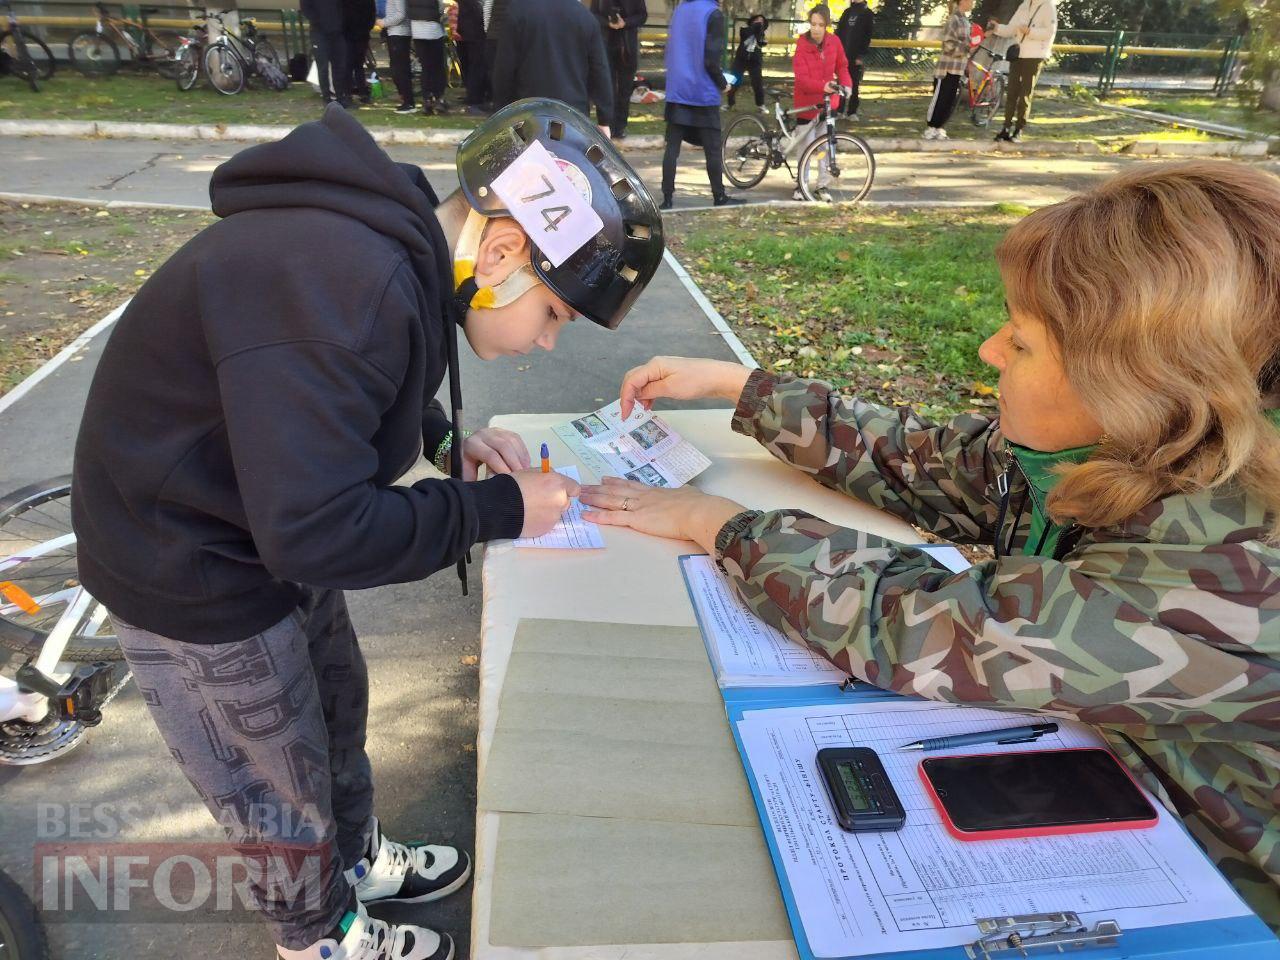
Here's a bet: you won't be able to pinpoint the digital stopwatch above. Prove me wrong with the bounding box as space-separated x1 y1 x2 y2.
816 747 906 832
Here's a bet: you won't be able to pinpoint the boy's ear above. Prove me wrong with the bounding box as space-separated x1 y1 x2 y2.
475 217 532 282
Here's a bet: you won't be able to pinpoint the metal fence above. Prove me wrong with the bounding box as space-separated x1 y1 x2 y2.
10 1 1245 96
10 0 311 61
635 18 1246 95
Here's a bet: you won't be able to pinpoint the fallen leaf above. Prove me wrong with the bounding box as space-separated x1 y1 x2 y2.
972 381 997 396
460 654 478 666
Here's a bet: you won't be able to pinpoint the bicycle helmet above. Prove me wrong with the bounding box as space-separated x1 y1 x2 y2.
453 98 664 330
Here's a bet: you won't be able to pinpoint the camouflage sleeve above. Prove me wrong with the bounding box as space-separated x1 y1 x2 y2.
718 511 1280 737
731 369 1005 545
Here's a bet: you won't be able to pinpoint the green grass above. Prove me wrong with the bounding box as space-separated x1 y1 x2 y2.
672 205 1018 419
0 71 1229 143
1105 91 1280 138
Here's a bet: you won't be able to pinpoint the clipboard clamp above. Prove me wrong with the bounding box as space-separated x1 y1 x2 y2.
965 912 1121 959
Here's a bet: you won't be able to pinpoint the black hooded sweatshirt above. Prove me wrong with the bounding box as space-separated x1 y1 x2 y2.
71 105 524 644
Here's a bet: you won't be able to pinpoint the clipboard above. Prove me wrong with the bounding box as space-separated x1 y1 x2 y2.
679 554 1280 960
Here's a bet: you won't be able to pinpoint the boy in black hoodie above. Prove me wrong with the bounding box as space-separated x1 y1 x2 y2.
71 101 663 960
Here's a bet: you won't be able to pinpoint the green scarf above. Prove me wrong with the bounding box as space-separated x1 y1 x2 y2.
1007 442 1096 558
1011 409 1280 558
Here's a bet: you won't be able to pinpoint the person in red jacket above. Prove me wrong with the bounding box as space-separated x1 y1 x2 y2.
789 4 851 201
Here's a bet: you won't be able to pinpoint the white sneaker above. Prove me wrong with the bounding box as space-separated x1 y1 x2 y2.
758 105 768 115
277 903 453 960
792 187 807 202
922 127 938 140
815 187 834 202
935 128 950 140
345 818 471 906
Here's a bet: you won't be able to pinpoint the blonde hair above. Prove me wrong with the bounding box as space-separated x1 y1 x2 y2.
995 160 1280 540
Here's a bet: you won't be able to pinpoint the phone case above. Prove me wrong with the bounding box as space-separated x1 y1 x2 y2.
918 747 1160 842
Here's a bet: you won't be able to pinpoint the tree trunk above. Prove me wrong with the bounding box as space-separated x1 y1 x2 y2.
1263 69 1280 112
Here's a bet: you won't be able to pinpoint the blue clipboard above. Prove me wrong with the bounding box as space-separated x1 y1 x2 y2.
678 554 1280 960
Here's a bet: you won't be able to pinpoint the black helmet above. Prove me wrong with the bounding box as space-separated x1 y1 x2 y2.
456 98 664 330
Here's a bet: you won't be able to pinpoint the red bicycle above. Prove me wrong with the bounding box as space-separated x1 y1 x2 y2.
965 40 1007 127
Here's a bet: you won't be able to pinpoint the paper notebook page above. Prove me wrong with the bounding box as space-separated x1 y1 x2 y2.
681 554 848 687
513 466 604 550
735 699 1250 958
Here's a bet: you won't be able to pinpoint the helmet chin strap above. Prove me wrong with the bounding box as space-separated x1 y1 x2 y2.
452 208 542 319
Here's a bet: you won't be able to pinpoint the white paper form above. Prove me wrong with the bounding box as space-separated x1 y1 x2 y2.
736 699 1250 958
513 466 604 550
552 400 711 488
682 555 849 687
680 550 972 688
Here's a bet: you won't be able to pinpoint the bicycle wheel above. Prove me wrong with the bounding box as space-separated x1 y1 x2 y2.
973 75 1004 127
722 114 772 190
68 31 121 76
0 867 47 960
1 30 53 81
175 42 201 90
797 132 875 205
253 37 280 68
203 42 244 94
0 477 120 663
0 31 37 90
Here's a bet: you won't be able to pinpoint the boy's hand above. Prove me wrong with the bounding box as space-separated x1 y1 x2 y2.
619 356 753 418
462 427 530 480
511 469 581 538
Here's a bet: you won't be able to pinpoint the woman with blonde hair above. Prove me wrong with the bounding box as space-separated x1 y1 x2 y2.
581 161 1280 927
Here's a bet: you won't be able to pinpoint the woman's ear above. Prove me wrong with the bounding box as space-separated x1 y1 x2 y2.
475 217 532 285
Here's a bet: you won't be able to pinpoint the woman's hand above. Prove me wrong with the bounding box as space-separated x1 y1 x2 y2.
619 356 754 418
580 477 747 554
461 428 530 481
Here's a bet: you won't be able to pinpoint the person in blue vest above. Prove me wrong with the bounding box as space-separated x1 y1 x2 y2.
660 0 744 209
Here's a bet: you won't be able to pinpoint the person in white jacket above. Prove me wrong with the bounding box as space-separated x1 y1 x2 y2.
988 0 1056 141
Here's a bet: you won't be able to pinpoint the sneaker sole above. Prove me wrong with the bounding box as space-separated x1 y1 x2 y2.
357 853 473 906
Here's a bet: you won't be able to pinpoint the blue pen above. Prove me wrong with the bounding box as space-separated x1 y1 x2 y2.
900 722 1058 752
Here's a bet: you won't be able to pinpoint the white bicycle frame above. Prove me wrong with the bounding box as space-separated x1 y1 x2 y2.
0 532 109 723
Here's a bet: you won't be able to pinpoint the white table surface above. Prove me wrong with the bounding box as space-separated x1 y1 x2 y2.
472 409 918 960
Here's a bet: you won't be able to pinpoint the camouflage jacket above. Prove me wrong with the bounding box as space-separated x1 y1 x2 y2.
716 369 1280 928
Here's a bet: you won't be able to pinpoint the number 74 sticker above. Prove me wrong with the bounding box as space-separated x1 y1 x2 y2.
489 140 605 268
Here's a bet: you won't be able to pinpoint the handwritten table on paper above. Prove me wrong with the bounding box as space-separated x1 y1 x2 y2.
735 699 1250 958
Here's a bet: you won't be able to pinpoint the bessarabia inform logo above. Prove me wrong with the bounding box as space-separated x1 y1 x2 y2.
33 801 332 922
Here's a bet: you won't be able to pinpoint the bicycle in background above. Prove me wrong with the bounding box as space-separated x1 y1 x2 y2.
68 2 181 77
722 85 876 204
202 13 286 95
965 43 1008 127
0 0 53 91
174 13 210 91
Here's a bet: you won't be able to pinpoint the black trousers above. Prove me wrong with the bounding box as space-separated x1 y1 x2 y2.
312 28 350 104
926 73 962 128
661 122 724 200
607 49 635 134
458 38 487 104
843 60 865 115
727 54 763 108
347 33 370 99
485 36 500 95
388 34 446 106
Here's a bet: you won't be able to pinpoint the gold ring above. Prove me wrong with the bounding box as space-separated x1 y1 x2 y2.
622 498 634 511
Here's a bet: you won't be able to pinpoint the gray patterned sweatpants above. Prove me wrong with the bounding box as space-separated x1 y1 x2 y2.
112 588 374 949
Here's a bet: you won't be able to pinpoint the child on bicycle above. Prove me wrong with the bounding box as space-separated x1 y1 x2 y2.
72 101 663 960
790 3 850 202
924 0 973 140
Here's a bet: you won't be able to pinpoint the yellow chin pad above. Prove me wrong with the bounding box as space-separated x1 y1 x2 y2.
471 286 497 309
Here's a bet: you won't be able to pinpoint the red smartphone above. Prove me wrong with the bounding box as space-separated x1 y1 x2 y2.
919 748 1159 841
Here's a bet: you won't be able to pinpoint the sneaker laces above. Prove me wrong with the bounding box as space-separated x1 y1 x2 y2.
381 837 435 878
353 913 393 960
